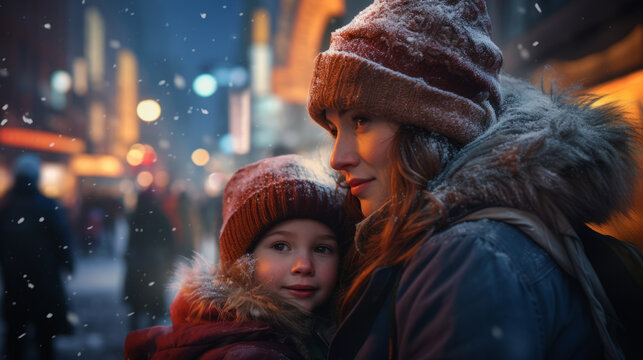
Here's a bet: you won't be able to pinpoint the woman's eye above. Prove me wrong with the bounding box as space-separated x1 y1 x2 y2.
329 128 337 138
353 116 370 129
271 242 289 251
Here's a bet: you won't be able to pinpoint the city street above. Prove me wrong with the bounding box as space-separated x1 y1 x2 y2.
1 254 175 360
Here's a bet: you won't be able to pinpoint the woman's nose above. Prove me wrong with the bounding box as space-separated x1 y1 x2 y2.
291 254 314 276
330 134 359 171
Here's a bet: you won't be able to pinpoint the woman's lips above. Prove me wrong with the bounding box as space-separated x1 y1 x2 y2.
347 178 373 196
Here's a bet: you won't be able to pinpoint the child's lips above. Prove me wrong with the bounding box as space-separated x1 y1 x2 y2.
284 285 317 298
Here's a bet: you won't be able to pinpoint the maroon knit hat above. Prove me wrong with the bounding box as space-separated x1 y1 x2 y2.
218 154 346 269
307 0 503 144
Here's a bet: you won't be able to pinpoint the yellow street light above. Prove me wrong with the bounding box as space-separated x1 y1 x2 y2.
191 148 210 166
136 99 161 122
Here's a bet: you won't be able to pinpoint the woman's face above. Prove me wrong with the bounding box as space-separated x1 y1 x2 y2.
325 109 399 217
253 219 339 312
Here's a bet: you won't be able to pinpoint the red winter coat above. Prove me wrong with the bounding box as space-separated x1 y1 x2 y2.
125 256 326 360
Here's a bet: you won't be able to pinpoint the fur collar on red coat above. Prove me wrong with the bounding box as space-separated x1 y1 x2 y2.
169 255 312 337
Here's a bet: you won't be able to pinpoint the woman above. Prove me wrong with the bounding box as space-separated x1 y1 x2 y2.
307 1 641 359
125 155 348 359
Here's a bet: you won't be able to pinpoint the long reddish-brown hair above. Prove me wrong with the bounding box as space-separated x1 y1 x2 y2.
336 125 459 320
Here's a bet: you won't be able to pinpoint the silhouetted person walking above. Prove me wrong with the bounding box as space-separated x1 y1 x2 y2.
0 153 74 360
123 188 175 330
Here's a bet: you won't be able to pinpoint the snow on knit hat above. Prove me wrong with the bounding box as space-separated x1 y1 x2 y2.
307 0 503 144
218 154 346 269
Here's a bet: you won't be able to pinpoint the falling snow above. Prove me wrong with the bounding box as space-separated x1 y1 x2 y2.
491 325 504 339
1 119 7 126
46 313 53 318
148 281 155 286
17 217 24 224
200 13 207 19
201 109 208 115
173 74 185 89
532 41 539 47
44 23 51 29
2 104 7 110
39 217 45 222
49 142 55 147
22 115 33 124
535 3 542 13
18 333 27 339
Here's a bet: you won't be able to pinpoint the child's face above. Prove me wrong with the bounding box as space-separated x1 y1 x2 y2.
253 219 339 312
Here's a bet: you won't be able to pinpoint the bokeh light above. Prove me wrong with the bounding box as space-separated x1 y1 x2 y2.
136 99 161 122
218 134 234 155
51 70 72 93
136 171 154 188
126 144 145 166
205 172 229 197
154 170 170 188
191 148 210 166
126 144 157 166
192 74 217 97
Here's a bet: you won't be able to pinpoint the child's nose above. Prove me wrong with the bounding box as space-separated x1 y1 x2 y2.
291 254 314 276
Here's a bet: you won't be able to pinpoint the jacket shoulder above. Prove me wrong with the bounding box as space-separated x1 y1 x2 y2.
420 219 558 284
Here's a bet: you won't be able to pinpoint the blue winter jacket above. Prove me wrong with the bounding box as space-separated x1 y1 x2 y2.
329 219 601 359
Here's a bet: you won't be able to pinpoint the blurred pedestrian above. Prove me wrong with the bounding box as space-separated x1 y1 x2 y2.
122 187 175 330
125 154 349 359
0 153 75 360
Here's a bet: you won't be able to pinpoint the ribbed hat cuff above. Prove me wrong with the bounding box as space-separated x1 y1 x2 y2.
218 180 344 269
307 51 496 144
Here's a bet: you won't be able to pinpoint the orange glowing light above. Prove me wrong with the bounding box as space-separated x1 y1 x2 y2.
583 69 643 249
126 144 145 166
272 0 345 103
191 148 210 166
70 154 124 178
126 143 157 166
137 171 154 188
0 127 85 154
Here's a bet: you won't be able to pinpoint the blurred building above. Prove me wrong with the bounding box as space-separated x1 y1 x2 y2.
0 0 84 203
486 0 643 246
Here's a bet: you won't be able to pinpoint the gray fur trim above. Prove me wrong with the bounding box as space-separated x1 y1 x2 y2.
431 75 639 229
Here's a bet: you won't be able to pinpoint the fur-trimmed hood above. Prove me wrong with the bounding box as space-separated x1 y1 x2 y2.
170 255 313 337
431 75 639 230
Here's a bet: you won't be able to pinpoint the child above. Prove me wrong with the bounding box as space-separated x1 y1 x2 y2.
124 154 347 359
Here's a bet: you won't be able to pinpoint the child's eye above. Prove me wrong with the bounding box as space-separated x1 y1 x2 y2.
314 245 334 255
271 242 289 251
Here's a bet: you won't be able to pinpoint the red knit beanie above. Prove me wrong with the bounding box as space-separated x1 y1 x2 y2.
307 0 503 144
218 154 346 269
